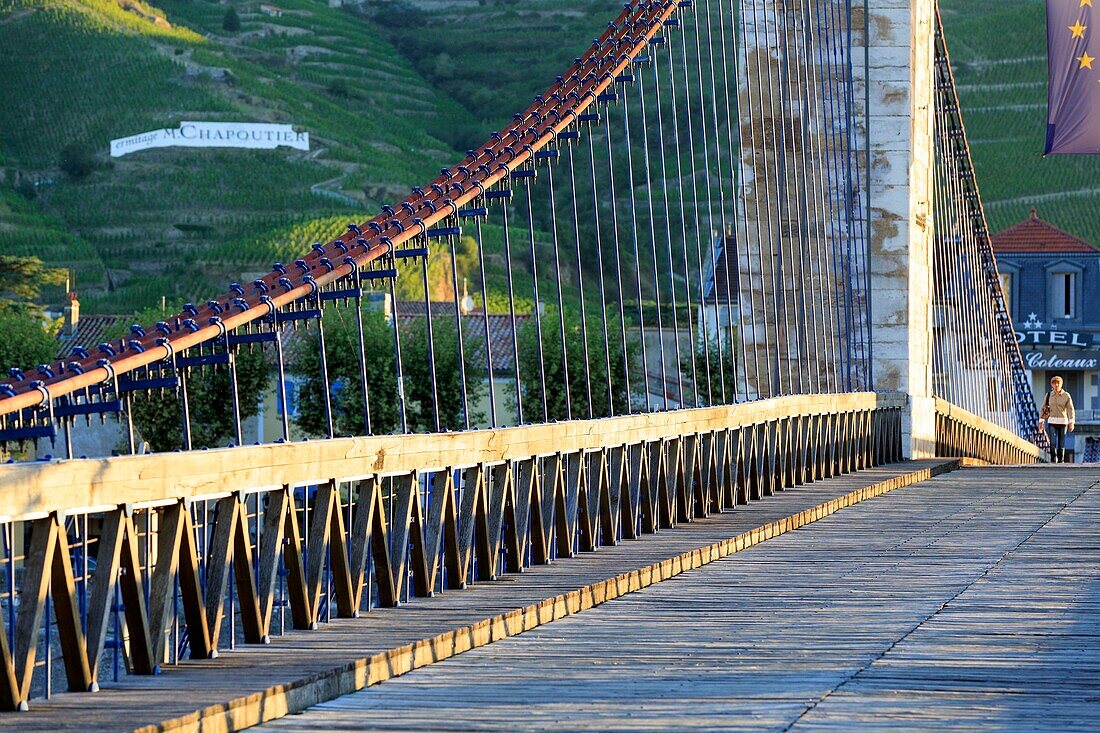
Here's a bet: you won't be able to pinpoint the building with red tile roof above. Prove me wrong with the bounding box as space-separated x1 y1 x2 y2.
992 207 1100 255
991 208 1100 461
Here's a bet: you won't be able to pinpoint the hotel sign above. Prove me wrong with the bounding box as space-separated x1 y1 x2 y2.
1024 351 1099 370
110 122 309 157
1016 329 1100 370
1014 329 1098 348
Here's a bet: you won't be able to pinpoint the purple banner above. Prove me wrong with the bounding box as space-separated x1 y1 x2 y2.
1046 0 1100 154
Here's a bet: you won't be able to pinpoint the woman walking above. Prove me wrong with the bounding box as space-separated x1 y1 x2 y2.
1040 376 1075 463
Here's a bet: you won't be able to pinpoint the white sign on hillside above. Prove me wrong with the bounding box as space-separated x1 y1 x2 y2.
109 121 309 157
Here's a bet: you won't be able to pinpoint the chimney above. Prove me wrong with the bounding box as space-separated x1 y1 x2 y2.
64 291 80 336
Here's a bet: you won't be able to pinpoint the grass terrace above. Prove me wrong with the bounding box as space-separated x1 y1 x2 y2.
940 0 1100 244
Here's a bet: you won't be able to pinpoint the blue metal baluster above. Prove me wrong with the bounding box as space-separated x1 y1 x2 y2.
775 0 811 396
667 9 707 406
844 0 872 389
817 0 852 392
753 0 787 397
4 524 12 674
725 0 764 400
768 0 798 395
793 0 827 396
689 0 725 404
565 137 594 419
499 188 525 425
315 294 335 439
585 112 617 417
350 263 373 436
387 253 409 434
636 51 670 409
618 76 651 412
601 94 633 415
446 231 471 430
472 213 498 428
650 42 687 407
521 176 549 423
544 151 573 420
704 0 739 403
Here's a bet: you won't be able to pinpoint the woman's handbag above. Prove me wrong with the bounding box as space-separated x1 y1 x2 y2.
1040 391 1051 420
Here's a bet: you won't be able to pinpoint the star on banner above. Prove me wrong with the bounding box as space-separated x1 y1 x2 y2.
1044 1 1100 153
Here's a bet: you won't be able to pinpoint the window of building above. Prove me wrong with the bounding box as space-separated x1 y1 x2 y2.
1003 269 1016 312
1051 270 1077 319
277 378 300 419
996 261 1021 315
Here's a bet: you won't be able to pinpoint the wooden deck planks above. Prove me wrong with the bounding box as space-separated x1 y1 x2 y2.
5 462 949 731
257 467 1100 733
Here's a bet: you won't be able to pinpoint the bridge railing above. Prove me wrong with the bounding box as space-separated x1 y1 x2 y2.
934 398 1046 465
0 393 900 710
0 0 1049 712
930 11 1045 447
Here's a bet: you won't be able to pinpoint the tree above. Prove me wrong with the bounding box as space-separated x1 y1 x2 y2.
107 306 268 452
432 53 456 80
395 235 479 303
293 305 484 437
326 77 350 98
293 306 400 438
15 178 35 201
0 312 57 373
222 7 241 32
0 256 67 316
517 306 638 421
400 316 485 432
59 143 95 179
681 337 740 407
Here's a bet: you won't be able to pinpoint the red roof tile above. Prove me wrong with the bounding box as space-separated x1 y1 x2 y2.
398 310 531 376
55 315 126 360
992 208 1099 254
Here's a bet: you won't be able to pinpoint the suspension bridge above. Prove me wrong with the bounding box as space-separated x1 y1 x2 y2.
0 0 1095 729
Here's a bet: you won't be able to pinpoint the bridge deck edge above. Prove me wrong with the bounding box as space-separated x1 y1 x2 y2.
141 459 960 733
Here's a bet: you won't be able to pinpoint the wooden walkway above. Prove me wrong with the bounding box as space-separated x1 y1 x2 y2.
6 462 951 731
258 467 1100 732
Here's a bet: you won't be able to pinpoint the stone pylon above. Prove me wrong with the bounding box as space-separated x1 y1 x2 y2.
735 0 935 459
736 0 868 399
863 0 937 458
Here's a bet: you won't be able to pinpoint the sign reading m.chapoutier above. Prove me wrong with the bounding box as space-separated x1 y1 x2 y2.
110 122 309 157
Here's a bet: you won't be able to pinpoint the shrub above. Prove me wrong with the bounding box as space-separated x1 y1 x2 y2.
59 143 95 179
326 77 350 98
222 8 241 32
0 312 56 373
15 178 36 201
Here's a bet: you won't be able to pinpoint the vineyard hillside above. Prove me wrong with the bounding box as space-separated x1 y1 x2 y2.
939 0 1100 245
0 0 477 313
1 0 1095 318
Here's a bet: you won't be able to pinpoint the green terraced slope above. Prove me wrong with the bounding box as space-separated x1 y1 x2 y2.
0 0 475 313
1 0 1093 318
939 0 1100 244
